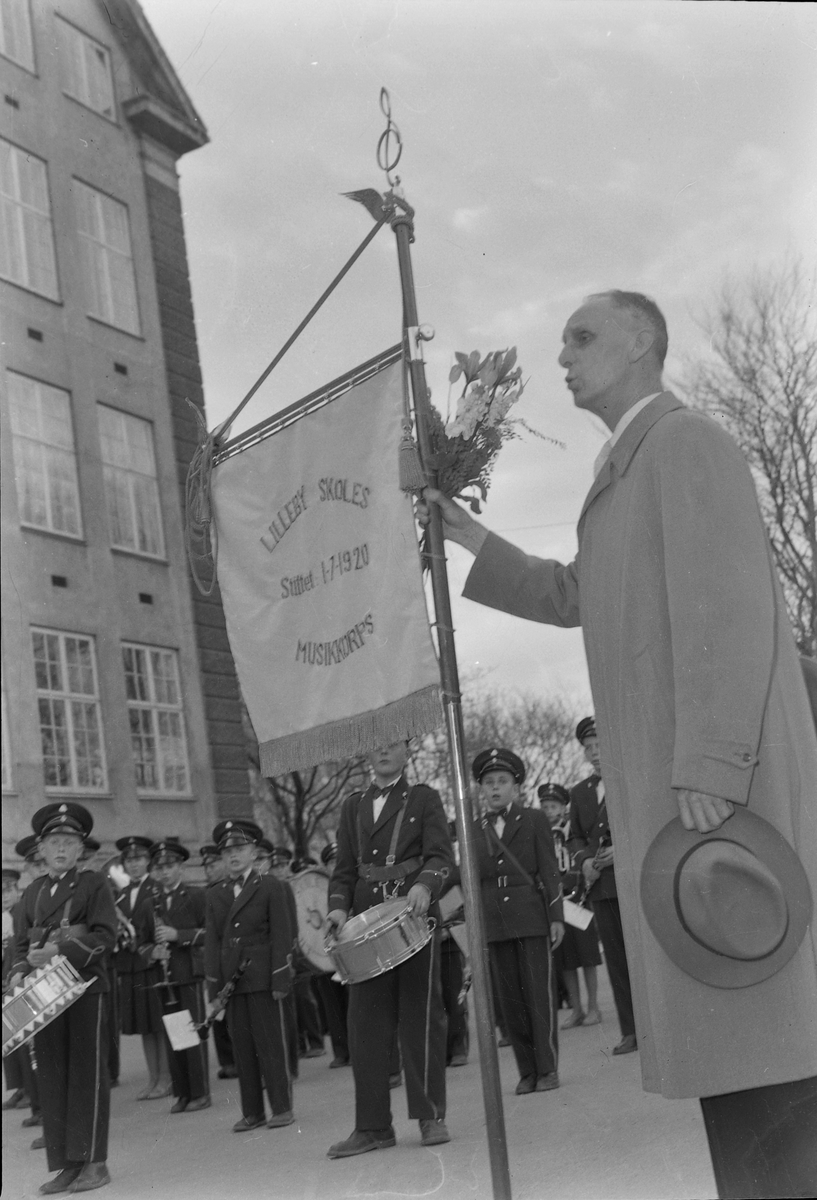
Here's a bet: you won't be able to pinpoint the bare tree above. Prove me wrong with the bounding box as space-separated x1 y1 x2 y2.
408 686 586 812
683 259 817 656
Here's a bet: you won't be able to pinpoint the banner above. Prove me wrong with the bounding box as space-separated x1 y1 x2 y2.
210 348 443 776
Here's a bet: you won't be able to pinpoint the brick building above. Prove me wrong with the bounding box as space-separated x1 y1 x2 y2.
1 0 250 866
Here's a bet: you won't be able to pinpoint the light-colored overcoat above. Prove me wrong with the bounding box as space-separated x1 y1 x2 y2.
463 392 817 1099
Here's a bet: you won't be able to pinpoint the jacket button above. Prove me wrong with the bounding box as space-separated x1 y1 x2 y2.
503 897 509 903
234 923 239 928
372 850 378 855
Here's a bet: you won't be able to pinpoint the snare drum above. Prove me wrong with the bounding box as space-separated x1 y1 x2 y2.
326 898 433 985
3 955 91 1057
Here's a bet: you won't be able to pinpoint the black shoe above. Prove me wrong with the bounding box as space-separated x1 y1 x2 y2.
301 1046 326 1058
170 1098 188 1114
31 1136 46 1150
535 1073 560 1092
217 1067 238 1079
70 1161 111 1192
388 1071 403 1088
185 1096 211 1112
38 1167 81 1194
329 1056 350 1068
267 1110 294 1127
448 1054 468 1068
3 1088 25 1110
327 1128 396 1158
22 1113 43 1127
232 1115 266 1132
515 1075 536 1095
612 1035 638 1056
419 1118 450 1146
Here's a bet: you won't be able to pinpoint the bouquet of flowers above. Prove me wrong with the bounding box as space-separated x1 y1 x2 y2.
426 347 561 513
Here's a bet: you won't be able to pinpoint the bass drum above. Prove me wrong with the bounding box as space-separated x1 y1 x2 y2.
289 867 334 973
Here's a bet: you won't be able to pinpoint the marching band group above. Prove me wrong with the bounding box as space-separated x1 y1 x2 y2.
3 721 622 1194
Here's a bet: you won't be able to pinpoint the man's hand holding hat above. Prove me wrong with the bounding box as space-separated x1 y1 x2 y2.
677 789 735 834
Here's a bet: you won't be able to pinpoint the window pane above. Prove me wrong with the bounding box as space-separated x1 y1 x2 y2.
8 373 81 536
103 464 134 548
128 707 156 788
0 140 58 299
1 0 36 72
75 182 139 333
71 701 104 788
124 644 190 794
99 408 162 556
33 630 106 791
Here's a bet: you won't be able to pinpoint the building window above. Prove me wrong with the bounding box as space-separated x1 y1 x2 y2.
0 0 35 73
122 645 190 795
97 405 164 557
74 180 140 334
0 139 59 299
56 16 114 120
32 629 107 792
7 371 83 537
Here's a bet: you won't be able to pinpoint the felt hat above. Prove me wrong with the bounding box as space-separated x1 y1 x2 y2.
575 717 597 744
149 837 190 866
537 782 570 805
640 809 813 989
32 802 93 840
472 748 526 784
116 835 153 858
213 819 263 850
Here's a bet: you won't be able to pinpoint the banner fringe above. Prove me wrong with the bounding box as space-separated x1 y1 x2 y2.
259 684 443 777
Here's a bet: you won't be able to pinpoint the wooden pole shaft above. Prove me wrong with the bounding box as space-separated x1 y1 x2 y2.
391 212 513 1200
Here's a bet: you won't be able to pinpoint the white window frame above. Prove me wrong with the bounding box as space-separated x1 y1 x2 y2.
7 371 83 538
0 138 59 299
56 15 115 120
122 644 191 796
32 629 108 794
97 404 165 558
74 180 140 334
0 0 35 73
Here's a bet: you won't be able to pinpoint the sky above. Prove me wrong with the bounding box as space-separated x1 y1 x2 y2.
140 0 816 712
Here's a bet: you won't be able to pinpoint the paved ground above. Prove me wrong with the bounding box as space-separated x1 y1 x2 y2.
3 974 717 1200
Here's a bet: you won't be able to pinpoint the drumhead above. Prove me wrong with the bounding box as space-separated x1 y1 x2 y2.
289 867 334 973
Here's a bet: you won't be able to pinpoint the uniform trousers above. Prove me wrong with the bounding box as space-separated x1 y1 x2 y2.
700 1075 817 1199
313 972 349 1061
490 936 558 1080
211 1015 235 1071
163 982 209 1101
590 896 635 1038
105 965 120 1084
440 937 469 1062
348 934 446 1131
35 990 109 1171
227 992 292 1119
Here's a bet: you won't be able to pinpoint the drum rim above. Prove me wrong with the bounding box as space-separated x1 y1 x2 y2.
331 925 433 984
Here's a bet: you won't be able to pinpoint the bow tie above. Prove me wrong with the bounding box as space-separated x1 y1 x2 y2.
486 808 508 824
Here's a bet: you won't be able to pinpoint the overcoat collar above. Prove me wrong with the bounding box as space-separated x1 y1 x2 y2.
578 392 684 525
35 866 78 924
227 870 260 921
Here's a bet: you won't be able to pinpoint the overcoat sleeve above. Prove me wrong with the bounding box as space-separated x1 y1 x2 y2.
414 786 453 900
462 531 581 628
173 887 206 948
653 413 776 803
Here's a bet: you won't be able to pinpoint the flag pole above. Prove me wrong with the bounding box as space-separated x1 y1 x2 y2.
389 206 514 1200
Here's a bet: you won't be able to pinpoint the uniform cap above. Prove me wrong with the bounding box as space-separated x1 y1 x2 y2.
537 782 570 806
149 837 190 865
213 819 263 850
116 835 154 857
32 802 93 840
15 835 40 862
199 843 220 864
256 838 275 858
2 868 21 883
471 747 526 784
575 717 597 744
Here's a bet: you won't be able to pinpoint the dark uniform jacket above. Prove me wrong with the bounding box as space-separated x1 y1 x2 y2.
328 778 452 918
567 775 617 903
140 884 206 984
204 871 294 1000
112 875 163 975
12 868 116 993
475 804 563 943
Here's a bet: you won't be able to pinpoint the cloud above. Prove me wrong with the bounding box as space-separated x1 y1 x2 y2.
452 206 489 233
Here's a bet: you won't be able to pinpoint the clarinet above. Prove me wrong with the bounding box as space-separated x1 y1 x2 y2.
567 831 612 908
195 959 249 1041
151 894 177 1007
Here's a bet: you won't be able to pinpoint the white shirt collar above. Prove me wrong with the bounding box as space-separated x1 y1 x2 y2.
593 392 660 478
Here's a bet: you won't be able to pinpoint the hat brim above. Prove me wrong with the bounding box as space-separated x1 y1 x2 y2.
640 810 812 989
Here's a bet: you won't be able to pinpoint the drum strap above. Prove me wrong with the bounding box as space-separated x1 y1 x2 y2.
356 788 422 882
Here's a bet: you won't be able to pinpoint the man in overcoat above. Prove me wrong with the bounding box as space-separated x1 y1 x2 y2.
325 740 453 1158
204 819 295 1131
199 844 236 1078
142 838 210 1113
10 803 117 1194
420 289 817 1199
473 748 564 1094
567 718 634 1051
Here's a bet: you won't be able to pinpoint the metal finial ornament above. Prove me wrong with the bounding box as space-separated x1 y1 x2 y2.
377 87 403 187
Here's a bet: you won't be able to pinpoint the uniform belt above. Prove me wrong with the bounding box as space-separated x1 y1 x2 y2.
358 857 422 883
31 923 89 943
495 878 529 889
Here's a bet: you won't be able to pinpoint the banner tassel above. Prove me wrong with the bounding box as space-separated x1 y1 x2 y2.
398 420 426 492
